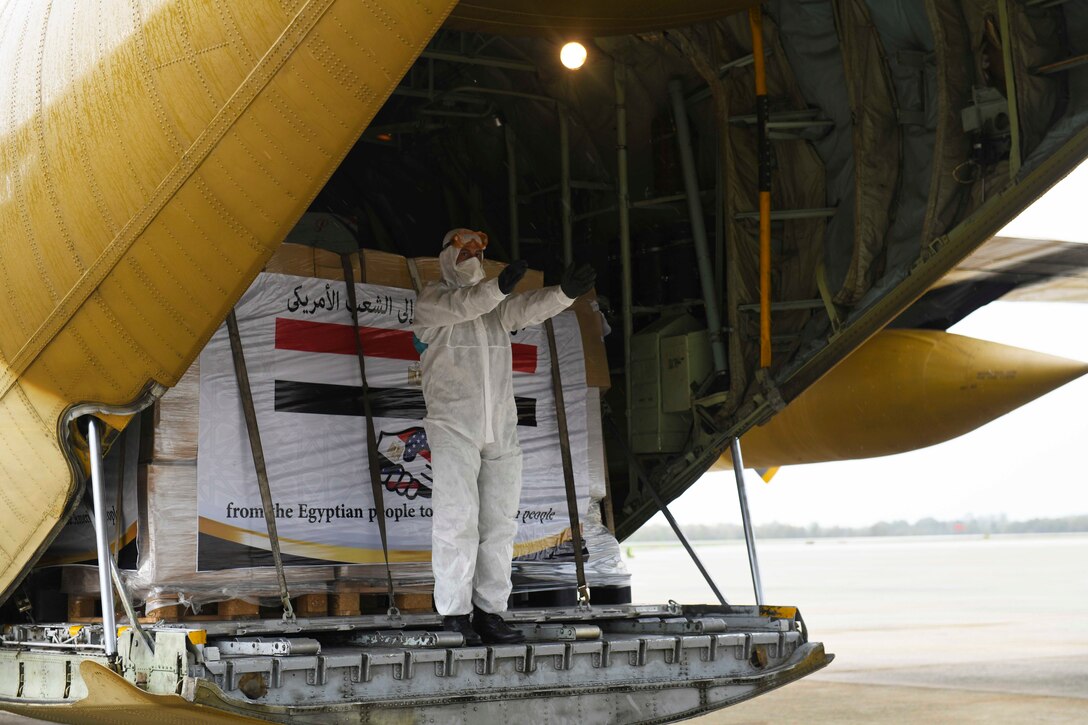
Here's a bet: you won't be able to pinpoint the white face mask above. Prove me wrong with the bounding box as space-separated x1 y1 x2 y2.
454 256 485 286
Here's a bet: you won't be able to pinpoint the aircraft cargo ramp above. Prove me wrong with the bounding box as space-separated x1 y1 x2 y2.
0 604 829 724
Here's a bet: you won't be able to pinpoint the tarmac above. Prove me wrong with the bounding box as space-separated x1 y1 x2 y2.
638 534 1088 723
694 679 1088 724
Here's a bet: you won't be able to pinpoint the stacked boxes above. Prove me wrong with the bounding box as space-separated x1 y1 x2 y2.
56 242 620 613
129 361 337 612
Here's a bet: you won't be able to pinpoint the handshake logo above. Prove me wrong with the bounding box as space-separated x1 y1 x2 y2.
375 427 433 500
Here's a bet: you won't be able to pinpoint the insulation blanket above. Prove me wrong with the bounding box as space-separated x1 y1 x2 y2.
197 273 593 570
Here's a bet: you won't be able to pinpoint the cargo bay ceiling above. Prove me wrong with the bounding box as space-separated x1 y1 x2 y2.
1 0 1087 602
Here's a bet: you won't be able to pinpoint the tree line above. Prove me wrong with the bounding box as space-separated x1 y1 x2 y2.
626 514 1088 542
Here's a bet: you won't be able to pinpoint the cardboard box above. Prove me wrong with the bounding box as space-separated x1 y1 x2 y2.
363 249 415 288
149 360 199 463
572 292 610 389
263 242 316 277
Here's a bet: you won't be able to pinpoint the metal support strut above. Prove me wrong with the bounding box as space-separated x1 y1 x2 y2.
603 406 727 606
614 63 636 499
730 438 764 605
505 123 520 259
559 111 573 266
668 79 727 375
87 419 117 658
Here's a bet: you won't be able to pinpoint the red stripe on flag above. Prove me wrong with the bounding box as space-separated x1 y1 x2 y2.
274 318 538 373
276 318 418 360
512 343 537 374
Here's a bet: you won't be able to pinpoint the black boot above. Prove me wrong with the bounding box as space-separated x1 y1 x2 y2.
472 607 526 645
442 615 482 646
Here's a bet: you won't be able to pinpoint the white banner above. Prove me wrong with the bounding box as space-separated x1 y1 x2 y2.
197 273 591 570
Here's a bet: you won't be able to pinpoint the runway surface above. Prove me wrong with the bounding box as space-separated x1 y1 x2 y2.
627 533 1088 723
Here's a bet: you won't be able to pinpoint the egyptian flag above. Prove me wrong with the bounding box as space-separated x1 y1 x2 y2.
270 317 539 426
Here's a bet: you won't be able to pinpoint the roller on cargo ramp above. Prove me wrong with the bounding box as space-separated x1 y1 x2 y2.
0 604 829 724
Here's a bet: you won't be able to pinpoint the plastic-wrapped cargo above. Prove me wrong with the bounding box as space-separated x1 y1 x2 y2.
130 463 337 611
196 267 593 567
147 359 199 464
512 502 630 590
55 241 626 611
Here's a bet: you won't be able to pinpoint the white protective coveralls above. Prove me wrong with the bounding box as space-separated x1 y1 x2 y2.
414 245 574 615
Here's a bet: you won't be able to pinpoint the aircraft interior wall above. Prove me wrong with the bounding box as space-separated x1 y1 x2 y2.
292 3 1088 540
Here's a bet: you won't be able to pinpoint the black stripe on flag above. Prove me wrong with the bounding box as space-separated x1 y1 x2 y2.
274 380 538 427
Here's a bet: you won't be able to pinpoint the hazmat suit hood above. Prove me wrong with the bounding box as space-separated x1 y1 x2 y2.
440 229 486 287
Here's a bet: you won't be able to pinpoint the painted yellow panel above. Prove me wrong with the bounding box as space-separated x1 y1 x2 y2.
714 329 1088 469
0 660 266 724
0 0 458 601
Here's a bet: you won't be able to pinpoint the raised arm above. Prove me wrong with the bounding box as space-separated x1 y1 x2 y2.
497 262 596 331
497 286 574 332
414 277 506 329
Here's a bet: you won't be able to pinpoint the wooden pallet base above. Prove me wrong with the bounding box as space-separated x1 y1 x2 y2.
66 587 435 625
293 593 327 617
67 596 96 620
330 593 360 617
144 604 181 622
217 599 259 619
394 592 433 613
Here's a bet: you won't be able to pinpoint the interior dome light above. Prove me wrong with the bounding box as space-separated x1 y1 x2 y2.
560 42 587 70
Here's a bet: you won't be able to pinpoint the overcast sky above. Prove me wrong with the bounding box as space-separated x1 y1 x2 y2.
663 161 1088 529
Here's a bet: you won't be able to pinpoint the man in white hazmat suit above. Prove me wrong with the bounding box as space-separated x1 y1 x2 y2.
413 228 596 645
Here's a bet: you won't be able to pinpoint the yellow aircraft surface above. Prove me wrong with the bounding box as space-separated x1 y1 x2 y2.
0 0 1085 722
